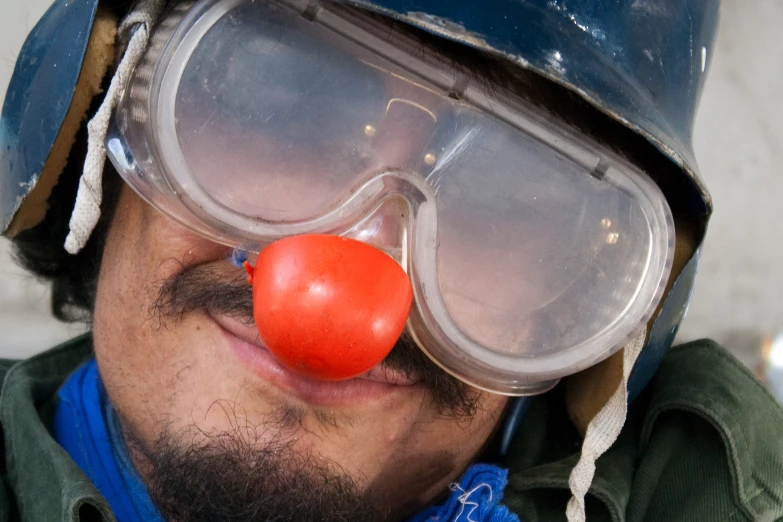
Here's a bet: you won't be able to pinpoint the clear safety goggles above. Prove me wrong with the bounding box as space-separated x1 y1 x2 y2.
106 0 674 395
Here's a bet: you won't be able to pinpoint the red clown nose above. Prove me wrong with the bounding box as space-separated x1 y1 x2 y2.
244 235 413 381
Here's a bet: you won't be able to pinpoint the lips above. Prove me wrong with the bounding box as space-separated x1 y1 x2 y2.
209 311 421 406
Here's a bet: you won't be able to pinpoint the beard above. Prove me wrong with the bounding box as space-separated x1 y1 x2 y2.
133 258 485 521
126 424 384 522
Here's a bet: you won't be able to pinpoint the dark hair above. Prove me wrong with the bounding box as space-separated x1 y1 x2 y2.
11 113 124 322
12 4 696 322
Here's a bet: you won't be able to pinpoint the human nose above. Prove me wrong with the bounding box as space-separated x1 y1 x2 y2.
244 234 413 381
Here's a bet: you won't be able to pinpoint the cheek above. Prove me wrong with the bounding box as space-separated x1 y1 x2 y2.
362 392 507 517
91 188 228 440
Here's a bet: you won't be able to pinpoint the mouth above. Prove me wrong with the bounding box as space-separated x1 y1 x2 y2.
209 311 422 407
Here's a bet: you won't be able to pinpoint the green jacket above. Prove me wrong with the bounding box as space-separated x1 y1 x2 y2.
0 336 781 521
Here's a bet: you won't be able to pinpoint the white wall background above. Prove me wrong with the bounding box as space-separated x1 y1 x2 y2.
0 0 87 358
0 0 781 364
678 1 783 369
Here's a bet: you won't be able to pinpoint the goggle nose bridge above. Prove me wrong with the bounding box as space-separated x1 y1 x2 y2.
256 168 436 238
338 170 436 266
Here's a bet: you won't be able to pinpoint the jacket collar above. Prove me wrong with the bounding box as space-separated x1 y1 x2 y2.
0 335 114 522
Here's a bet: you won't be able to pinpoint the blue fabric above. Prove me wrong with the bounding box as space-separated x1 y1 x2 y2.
408 464 520 522
54 360 164 522
500 397 533 457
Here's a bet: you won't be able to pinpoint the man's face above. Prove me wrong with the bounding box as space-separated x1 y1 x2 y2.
93 186 508 521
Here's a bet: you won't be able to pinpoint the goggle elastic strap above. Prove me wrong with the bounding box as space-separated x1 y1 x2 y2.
566 326 647 522
64 0 165 254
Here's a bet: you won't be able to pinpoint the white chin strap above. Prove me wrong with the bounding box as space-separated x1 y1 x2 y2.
566 327 647 522
64 0 164 254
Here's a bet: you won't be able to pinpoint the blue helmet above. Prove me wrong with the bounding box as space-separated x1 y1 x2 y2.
0 0 719 398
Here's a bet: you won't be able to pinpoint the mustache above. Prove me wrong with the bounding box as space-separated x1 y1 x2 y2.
152 262 480 418
153 264 255 326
